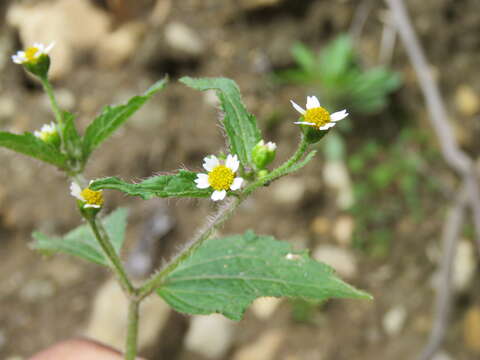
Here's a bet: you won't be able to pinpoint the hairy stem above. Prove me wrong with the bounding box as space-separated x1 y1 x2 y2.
125 299 140 360
138 135 310 298
40 77 63 127
87 217 137 295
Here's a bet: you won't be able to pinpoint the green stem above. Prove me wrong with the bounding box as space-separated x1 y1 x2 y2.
87 217 136 295
138 135 310 299
125 299 140 360
40 76 63 127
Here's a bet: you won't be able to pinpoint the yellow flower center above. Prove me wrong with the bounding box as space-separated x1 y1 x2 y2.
80 188 104 207
25 47 40 63
208 165 234 191
304 107 331 128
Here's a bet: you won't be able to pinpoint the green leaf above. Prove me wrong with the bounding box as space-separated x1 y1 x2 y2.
180 77 262 167
291 42 316 72
0 131 67 169
90 170 211 200
31 208 128 267
319 34 355 82
157 231 371 321
82 77 168 160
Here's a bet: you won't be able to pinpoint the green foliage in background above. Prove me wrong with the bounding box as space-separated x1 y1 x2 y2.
277 34 401 115
348 129 441 257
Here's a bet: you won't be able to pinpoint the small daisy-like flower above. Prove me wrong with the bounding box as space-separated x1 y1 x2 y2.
70 182 104 208
195 154 244 201
252 140 277 169
12 42 55 65
291 95 348 130
34 122 57 142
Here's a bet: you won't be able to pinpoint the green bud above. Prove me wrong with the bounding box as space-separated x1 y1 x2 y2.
34 122 60 148
301 124 329 144
24 54 51 79
252 140 277 169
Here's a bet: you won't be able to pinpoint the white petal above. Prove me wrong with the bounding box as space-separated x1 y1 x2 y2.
34 131 42 138
306 95 320 109
266 142 276 151
290 100 306 115
293 121 315 126
211 190 226 201
70 182 84 201
203 155 219 172
226 154 239 172
84 204 101 208
319 123 336 130
330 110 349 122
230 177 243 191
44 42 55 54
194 173 210 189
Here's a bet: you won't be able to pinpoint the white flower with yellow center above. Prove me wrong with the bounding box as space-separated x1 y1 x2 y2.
195 154 244 201
34 122 57 141
70 182 104 208
11 42 55 65
291 95 348 130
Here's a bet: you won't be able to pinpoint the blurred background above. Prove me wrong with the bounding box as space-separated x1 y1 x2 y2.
0 0 479 359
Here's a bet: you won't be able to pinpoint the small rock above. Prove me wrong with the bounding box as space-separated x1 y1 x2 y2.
233 329 285 360
272 178 305 205
96 22 146 68
84 278 171 351
184 314 235 359
19 279 55 302
322 160 354 209
313 245 357 279
310 216 330 236
0 97 15 120
382 306 407 336
463 306 480 353
251 297 282 319
455 85 479 117
164 22 205 56
332 215 354 247
453 239 476 293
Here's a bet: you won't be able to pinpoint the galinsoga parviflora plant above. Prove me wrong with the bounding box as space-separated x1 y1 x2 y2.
8 42 371 359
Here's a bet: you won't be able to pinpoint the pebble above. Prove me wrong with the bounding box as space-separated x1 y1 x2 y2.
97 22 146 68
233 329 285 360
312 245 357 279
184 314 236 359
322 160 354 209
250 297 282 319
310 216 330 236
332 215 354 247
463 306 480 353
382 306 407 336
455 85 479 117
432 352 453 360
84 278 171 351
0 97 16 120
164 22 205 56
272 178 305 205
452 239 476 293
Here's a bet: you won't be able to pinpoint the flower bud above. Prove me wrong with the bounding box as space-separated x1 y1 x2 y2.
252 140 277 169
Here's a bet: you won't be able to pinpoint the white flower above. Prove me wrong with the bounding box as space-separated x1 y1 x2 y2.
194 154 244 201
12 42 55 64
70 181 104 208
34 122 57 141
291 95 348 130
258 140 276 151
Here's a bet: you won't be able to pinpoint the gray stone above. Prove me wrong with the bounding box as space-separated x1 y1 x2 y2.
184 314 236 359
313 245 357 279
164 22 205 56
